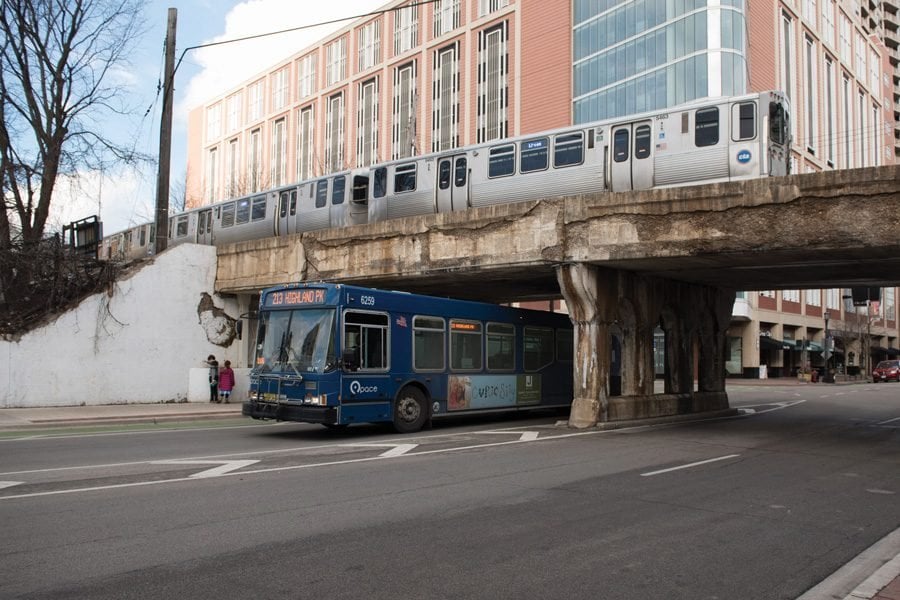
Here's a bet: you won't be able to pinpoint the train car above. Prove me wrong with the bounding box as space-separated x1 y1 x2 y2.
99 222 155 261
99 91 789 262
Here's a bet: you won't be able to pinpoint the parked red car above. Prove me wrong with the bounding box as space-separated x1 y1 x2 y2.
873 360 900 382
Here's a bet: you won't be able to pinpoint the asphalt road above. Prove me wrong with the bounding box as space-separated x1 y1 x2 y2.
1 384 899 599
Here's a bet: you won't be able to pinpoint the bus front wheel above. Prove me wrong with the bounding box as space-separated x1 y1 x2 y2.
393 386 428 433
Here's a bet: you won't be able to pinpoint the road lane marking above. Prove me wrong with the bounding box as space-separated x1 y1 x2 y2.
472 431 540 441
0 481 23 490
640 454 741 477
339 443 418 458
150 459 260 478
877 416 900 425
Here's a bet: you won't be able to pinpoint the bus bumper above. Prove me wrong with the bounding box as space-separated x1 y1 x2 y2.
242 401 338 424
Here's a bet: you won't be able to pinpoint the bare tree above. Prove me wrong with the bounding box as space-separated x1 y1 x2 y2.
0 0 146 251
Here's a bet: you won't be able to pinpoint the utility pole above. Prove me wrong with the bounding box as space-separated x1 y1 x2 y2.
154 8 177 255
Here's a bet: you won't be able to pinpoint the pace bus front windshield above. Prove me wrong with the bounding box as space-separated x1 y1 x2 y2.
255 309 336 374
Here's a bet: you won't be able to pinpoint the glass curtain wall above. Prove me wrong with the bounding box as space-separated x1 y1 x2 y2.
573 0 749 123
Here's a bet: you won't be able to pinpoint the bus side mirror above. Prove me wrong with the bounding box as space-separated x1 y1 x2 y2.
342 347 359 372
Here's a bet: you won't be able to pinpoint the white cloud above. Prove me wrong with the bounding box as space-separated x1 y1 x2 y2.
177 0 384 121
51 168 157 236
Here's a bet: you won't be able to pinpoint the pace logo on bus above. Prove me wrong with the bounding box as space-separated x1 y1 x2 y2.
349 380 378 394
736 150 752 163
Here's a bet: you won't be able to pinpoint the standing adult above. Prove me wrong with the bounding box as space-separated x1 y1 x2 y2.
218 360 235 403
206 355 219 403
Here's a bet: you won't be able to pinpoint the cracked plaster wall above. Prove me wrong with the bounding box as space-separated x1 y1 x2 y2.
0 244 242 408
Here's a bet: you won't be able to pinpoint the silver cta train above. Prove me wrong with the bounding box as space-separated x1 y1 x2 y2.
100 90 790 261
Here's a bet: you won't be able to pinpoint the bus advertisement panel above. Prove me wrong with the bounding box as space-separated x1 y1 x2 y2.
242 282 573 433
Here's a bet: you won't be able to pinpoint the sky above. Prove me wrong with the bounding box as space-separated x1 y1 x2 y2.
53 0 384 236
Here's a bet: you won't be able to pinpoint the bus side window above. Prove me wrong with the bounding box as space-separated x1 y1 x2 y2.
413 316 445 371
344 311 389 371
450 320 482 371
523 326 554 371
486 323 515 371
556 328 573 361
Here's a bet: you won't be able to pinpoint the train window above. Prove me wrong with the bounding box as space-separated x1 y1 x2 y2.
352 175 369 203
197 212 207 237
236 198 251 224
454 158 467 187
695 107 719 147
769 102 788 146
373 167 387 198
176 215 189 237
486 323 515 371
251 196 267 221
290 190 297 216
554 133 584 167
734 102 756 141
394 163 417 193
634 125 651 159
332 176 346 205
139 227 146 247
279 192 288 218
613 129 629 163
520 137 549 173
438 160 451 190
221 202 235 227
315 180 328 208
488 145 515 178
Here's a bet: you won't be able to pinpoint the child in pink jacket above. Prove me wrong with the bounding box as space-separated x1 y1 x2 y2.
218 360 235 403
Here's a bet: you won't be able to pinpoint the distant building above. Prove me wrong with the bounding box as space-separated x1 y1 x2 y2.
186 0 899 378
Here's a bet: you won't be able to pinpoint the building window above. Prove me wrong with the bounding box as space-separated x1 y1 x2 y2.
825 56 836 167
822 0 835 47
249 128 261 193
804 36 817 154
297 54 317 99
392 62 417 159
885 287 895 321
871 103 879 168
226 93 242 133
807 290 822 307
272 67 288 110
393 3 418 56
248 80 264 122
839 13 851 64
842 74 852 168
477 23 508 144
271 118 286 187
857 89 866 167
780 13 796 139
432 44 459 152
227 138 239 198
325 93 344 172
297 106 314 181
207 147 218 203
326 37 347 86
869 48 879 93
854 35 865 79
802 0 817 26
759 290 776 299
826 288 841 310
357 79 379 167
478 0 509 17
206 103 221 142
358 20 381 72
783 290 800 303
434 0 460 37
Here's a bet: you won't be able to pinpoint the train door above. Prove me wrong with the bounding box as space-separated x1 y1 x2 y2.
197 209 214 244
609 121 654 191
436 154 469 212
275 188 297 236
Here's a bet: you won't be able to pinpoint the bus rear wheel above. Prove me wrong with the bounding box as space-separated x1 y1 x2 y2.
393 386 428 433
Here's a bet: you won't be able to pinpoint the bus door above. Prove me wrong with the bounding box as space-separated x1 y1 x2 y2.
275 188 297 236
436 154 469 212
609 121 654 191
196 208 214 245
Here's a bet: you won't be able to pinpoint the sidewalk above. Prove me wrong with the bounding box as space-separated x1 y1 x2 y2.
0 401 243 429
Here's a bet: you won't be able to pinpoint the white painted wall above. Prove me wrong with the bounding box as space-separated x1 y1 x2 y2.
0 244 246 408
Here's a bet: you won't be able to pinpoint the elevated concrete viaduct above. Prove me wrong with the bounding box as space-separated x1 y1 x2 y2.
215 165 900 428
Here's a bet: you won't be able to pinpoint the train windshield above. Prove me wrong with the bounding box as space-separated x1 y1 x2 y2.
769 101 789 148
255 309 336 375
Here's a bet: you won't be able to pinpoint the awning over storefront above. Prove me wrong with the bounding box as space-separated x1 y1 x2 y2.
807 341 824 353
887 347 900 357
759 335 788 351
871 345 889 354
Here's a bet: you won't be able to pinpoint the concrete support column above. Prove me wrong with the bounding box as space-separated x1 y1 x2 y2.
697 286 736 392
556 263 612 428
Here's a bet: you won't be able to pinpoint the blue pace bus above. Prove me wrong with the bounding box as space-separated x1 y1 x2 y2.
242 282 574 432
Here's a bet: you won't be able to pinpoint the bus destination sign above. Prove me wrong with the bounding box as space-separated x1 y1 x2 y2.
265 288 326 307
